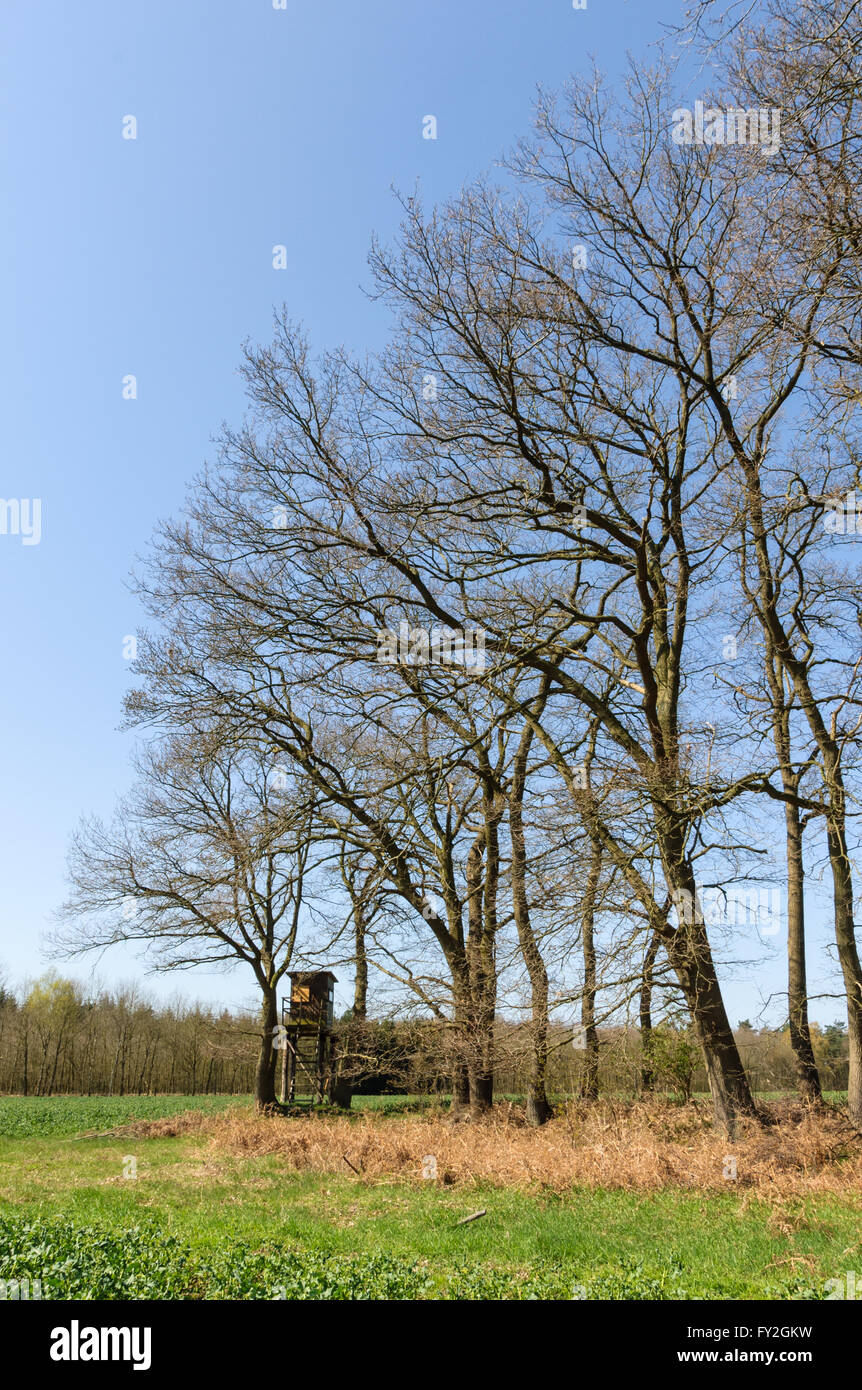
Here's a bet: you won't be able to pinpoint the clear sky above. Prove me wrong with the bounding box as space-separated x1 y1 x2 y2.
0 0 842 1027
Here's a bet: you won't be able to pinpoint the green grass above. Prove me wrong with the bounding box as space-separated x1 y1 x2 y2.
0 1095 858 1299
0 1208 714 1300
0 1094 245 1138
350 1094 446 1114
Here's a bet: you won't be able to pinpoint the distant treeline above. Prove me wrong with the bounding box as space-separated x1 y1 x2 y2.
0 975 849 1098
0 977 260 1097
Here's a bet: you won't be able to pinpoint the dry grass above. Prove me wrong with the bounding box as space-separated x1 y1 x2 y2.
127 1098 862 1196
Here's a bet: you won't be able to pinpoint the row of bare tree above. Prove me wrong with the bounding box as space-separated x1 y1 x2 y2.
55 1 862 1133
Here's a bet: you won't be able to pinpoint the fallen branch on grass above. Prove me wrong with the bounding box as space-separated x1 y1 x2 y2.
455 1209 486 1226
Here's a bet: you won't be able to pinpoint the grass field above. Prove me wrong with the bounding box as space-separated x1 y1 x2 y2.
0 1093 246 1138
0 1094 859 1300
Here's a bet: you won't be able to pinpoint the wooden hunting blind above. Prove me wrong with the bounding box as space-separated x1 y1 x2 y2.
279 971 337 1106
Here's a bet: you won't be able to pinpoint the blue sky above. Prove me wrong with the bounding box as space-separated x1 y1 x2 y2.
0 0 842 1027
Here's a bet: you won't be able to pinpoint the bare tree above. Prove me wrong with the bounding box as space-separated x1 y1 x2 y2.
53 730 322 1109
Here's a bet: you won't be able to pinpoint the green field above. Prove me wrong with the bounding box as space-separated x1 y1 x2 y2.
0 1095 858 1300
0 1093 246 1138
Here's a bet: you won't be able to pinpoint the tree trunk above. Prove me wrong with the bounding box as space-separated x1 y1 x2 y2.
765 650 822 1102
465 818 496 1119
509 701 553 1125
450 1060 471 1119
449 978 473 1120
467 960 496 1120
785 795 821 1102
639 929 661 1092
666 894 758 1134
469 1066 494 1116
580 840 602 1101
825 813 862 1127
353 905 368 1020
254 985 279 1110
